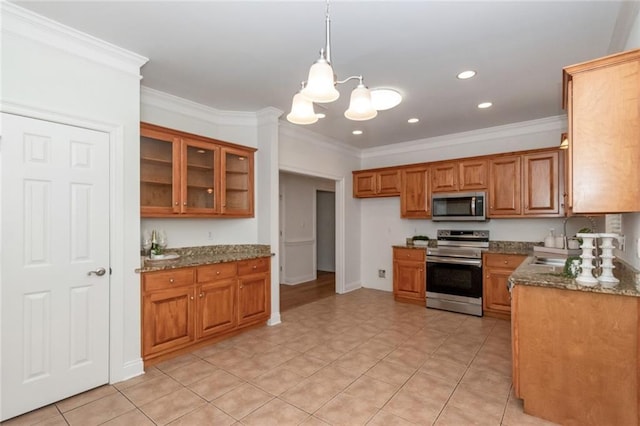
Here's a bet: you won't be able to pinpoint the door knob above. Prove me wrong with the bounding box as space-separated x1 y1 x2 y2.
87 267 106 276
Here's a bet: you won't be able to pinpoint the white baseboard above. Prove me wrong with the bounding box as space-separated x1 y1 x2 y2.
281 273 316 285
110 358 144 384
343 281 362 294
268 313 282 326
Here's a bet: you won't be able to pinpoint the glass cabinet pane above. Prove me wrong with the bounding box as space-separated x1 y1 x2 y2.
185 143 216 211
140 135 175 210
224 151 251 211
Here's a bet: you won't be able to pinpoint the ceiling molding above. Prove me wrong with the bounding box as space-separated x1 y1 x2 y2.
1 2 147 77
609 1 640 53
279 121 361 159
360 116 567 160
141 86 258 127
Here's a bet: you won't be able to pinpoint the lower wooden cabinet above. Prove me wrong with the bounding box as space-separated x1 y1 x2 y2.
392 247 426 304
482 253 526 319
141 257 270 363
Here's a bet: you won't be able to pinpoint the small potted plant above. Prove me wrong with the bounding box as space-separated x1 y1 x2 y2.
412 235 429 246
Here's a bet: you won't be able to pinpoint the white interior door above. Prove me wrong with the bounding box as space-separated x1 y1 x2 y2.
1 113 110 421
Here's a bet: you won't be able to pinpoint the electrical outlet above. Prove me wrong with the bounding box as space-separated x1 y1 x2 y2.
618 235 625 252
378 269 386 278
207 231 214 241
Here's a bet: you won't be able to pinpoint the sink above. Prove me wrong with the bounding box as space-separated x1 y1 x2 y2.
531 257 567 267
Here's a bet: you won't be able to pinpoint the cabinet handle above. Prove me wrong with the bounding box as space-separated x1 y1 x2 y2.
174 201 179 206
199 292 204 298
504 260 508 264
169 278 174 283
216 271 220 275
190 296 194 300
183 202 187 206
240 284 243 289
253 265 257 269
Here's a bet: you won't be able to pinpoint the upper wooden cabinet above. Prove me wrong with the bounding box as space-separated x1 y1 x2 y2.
489 149 563 218
353 168 401 198
401 166 430 218
431 159 488 193
140 123 256 218
563 48 640 213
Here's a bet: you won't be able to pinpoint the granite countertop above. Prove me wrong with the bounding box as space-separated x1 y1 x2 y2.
509 256 640 298
394 240 539 255
136 244 272 273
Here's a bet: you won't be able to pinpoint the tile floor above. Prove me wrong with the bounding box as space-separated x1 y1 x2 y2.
2 289 559 426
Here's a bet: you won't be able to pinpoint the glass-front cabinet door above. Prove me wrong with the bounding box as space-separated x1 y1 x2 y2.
182 139 219 214
221 147 254 216
140 125 180 216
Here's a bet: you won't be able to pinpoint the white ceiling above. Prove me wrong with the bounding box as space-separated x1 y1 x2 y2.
13 1 638 149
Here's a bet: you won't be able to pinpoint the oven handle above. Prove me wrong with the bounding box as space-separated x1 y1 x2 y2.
427 256 482 267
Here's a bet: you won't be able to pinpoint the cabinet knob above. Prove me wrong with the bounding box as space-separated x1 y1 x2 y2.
253 265 257 269
174 201 179 206
183 202 187 206
240 284 243 289
169 278 174 283
216 271 220 275
199 292 204 298
190 296 194 300
504 260 508 264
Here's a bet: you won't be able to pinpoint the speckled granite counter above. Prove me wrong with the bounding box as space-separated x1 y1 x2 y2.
136 244 272 273
394 240 539 255
509 256 640 297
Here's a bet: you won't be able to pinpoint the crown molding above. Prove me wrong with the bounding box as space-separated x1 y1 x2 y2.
141 86 258 127
1 2 147 76
360 115 567 159
279 121 361 158
256 107 284 125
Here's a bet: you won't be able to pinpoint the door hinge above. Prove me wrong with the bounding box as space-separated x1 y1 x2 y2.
109 267 112 275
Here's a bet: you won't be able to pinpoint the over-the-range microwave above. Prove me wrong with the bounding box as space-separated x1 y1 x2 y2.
431 191 487 221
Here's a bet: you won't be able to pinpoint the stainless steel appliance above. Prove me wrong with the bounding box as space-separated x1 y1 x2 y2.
431 191 486 222
426 229 489 316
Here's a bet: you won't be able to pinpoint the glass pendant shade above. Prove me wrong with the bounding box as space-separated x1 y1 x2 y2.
286 92 318 125
301 59 339 103
344 83 378 121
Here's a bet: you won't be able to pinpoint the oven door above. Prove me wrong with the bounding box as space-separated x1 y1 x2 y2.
426 256 483 299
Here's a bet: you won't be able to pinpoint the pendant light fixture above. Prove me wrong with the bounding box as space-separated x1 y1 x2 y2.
287 1 400 125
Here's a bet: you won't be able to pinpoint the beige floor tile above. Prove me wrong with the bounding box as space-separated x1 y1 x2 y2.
299 416 330 425
502 392 560 426
221 357 271 381
281 354 328 377
418 355 468 384
435 403 501 426
312 365 360 388
331 351 379 376
461 367 512 400
280 376 344 413
232 337 280 355
188 368 244 401
384 346 430 369
469 350 512 377
343 375 399 408
315 393 379 425
1 404 61 425
351 339 396 359
120 374 184 407
383 388 444 425
155 354 200 373
446 383 506 422
365 360 416 386
139 388 206 425
283 333 328 353
304 342 345 363
55 385 118 413
204 347 254 369
63 393 135 426
241 398 309 426
253 346 301 368
212 383 272 420
401 372 456 407
367 410 417 425
168 404 235 426
431 342 479 366
101 409 154 425
191 338 236 359
113 367 164 391
164 359 218 386
251 366 305 396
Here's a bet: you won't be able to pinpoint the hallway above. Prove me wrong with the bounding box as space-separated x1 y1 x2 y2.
280 271 335 312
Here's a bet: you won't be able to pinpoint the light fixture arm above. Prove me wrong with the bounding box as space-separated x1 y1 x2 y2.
336 75 364 86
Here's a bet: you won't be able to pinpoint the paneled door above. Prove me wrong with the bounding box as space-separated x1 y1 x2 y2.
1 114 110 421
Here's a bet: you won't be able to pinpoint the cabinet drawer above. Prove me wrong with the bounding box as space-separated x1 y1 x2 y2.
197 262 237 282
237 257 270 276
393 248 425 262
143 268 195 292
484 254 526 269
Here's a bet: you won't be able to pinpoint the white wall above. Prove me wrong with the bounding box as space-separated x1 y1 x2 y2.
1 3 147 384
279 123 362 292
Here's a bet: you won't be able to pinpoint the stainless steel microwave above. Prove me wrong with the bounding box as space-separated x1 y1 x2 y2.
431 192 486 221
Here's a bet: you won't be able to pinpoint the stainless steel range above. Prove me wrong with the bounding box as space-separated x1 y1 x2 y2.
426 229 489 316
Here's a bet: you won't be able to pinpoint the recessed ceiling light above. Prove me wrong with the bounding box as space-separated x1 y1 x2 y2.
370 88 402 110
457 70 476 79
408 118 419 124
477 102 493 109
316 113 326 119
352 130 363 135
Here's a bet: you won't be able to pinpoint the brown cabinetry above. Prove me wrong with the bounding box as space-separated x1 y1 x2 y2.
482 253 525 319
141 257 270 364
140 122 256 218
392 247 426 304
431 159 488 193
511 284 639 425
353 168 401 198
563 48 640 213
489 149 562 218
401 166 430 218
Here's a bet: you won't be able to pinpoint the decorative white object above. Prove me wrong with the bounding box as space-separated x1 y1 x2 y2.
597 233 619 287
544 229 556 248
575 233 598 286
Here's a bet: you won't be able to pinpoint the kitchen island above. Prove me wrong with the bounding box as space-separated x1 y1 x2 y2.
509 257 640 426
